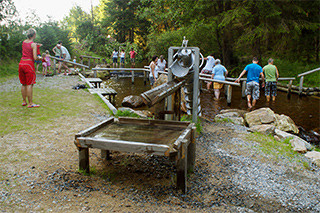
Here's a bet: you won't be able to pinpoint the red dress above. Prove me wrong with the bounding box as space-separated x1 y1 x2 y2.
19 41 36 85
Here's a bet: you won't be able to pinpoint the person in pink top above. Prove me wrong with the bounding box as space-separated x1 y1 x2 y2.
129 48 137 67
18 28 41 108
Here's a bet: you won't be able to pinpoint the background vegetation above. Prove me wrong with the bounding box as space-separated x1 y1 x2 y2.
0 0 319 86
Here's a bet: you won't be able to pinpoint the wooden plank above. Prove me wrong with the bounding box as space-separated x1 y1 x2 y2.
75 117 114 139
227 85 232 105
241 81 246 98
199 77 240 87
187 125 196 173
287 80 292 99
176 139 188 193
88 88 117 95
101 150 111 160
77 137 170 156
299 76 304 97
118 117 190 127
97 93 118 115
173 127 192 150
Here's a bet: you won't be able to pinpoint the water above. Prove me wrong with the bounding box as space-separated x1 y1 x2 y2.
103 76 320 132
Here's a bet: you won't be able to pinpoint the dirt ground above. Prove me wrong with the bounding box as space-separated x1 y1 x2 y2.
1 75 319 212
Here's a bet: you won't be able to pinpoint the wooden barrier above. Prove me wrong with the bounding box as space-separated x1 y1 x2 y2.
49 56 89 75
80 55 101 70
297 67 320 96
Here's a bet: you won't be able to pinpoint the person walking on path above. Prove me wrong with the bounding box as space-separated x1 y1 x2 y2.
235 57 265 108
263 58 279 102
129 48 137 67
18 28 41 108
149 55 159 89
112 48 118 68
157 55 167 72
59 44 71 75
52 41 62 73
200 53 215 91
209 59 228 100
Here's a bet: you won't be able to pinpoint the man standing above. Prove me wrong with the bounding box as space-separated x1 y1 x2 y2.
129 48 137 67
235 57 265 108
263 58 279 102
59 45 71 75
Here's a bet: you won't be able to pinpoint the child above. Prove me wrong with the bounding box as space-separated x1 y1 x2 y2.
35 43 42 73
45 50 51 74
41 53 48 76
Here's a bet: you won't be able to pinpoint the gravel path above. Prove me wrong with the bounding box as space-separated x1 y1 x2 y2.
0 75 319 212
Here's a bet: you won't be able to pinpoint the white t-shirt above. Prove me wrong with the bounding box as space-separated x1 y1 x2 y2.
149 61 159 78
112 51 118 58
60 46 71 60
157 59 166 71
203 56 215 71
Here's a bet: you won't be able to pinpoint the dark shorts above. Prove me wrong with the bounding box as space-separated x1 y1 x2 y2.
55 56 63 62
113 57 118 63
265 81 277 96
245 81 260 100
19 60 36 85
149 76 156 86
34 55 41 64
120 57 125 63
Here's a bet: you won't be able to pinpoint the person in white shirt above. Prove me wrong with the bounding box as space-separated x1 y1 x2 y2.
58 44 71 75
200 53 215 90
157 55 167 72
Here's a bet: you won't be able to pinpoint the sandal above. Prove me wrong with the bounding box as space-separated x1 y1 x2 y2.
22 103 27 106
28 104 40 108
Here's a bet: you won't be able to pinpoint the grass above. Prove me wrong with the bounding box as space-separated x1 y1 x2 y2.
246 132 312 170
181 115 202 134
115 109 140 118
0 60 19 83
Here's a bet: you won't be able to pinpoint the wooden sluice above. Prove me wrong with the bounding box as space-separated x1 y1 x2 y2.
74 117 196 193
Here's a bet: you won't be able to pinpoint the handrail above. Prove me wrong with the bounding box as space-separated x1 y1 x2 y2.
297 67 320 77
80 55 100 60
48 55 89 68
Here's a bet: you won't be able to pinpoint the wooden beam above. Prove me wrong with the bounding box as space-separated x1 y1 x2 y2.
176 139 188 193
79 147 89 173
75 117 114 139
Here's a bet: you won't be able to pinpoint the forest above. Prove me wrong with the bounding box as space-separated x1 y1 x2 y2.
0 0 319 86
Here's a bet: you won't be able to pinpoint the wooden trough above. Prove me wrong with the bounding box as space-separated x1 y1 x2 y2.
74 117 196 193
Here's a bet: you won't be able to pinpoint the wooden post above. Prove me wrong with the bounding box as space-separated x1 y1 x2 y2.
224 84 228 98
131 70 134 84
94 70 97 78
241 81 246 98
101 150 111 160
287 80 292 99
176 139 187 193
144 71 147 85
299 76 304 97
88 59 91 70
227 85 232 106
79 147 89 173
53 58 56 75
187 126 196 173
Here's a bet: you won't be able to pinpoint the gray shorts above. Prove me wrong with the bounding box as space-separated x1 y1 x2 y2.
245 81 260 100
265 81 277 96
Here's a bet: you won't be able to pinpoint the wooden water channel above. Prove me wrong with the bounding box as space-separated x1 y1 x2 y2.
74 117 196 193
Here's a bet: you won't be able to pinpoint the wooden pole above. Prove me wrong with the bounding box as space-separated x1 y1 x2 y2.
227 85 232 106
53 58 56 75
287 80 292 99
79 147 89 173
187 126 196 173
144 71 147 85
131 70 134 84
299 76 304 97
101 150 111 160
241 81 246 98
176 139 188 193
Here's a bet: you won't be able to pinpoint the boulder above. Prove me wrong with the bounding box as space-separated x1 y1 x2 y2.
274 129 294 140
244 107 276 127
290 137 307 153
153 73 168 88
122 95 145 108
214 111 245 125
305 151 320 167
274 114 299 134
249 124 275 135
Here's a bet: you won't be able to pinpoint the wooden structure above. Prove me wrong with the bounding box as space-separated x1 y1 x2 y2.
297 67 320 96
80 55 101 69
88 88 117 105
74 117 196 193
49 56 89 75
85 78 103 88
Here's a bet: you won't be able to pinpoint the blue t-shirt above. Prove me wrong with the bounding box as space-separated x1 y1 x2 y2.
212 64 227 81
244 63 263 83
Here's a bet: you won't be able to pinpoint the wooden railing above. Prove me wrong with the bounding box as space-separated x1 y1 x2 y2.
49 56 89 75
297 67 320 96
80 55 100 69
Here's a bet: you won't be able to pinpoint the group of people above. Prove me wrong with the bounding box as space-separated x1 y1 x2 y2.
149 55 167 88
111 48 137 68
201 54 279 108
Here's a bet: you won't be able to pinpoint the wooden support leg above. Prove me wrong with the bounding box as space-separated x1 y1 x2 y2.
79 147 89 173
227 85 232 106
287 80 292 99
131 71 135 84
241 81 246 99
299 76 304 97
176 139 188 193
101 150 111 160
53 59 56 75
187 126 196 173
224 84 228 98
144 71 147 85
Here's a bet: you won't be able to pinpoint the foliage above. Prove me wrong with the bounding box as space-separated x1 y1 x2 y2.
181 115 202 134
115 109 140 118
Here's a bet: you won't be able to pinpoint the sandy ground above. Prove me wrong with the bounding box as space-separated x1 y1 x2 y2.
1 75 319 212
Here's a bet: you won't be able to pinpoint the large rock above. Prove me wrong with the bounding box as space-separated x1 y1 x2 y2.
244 107 276 127
214 111 245 125
274 129 294 139
290 137 308 153
153 73 168 87
249 124 275 135
305 151 320 167
274 114 299 134
122 95 145 108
